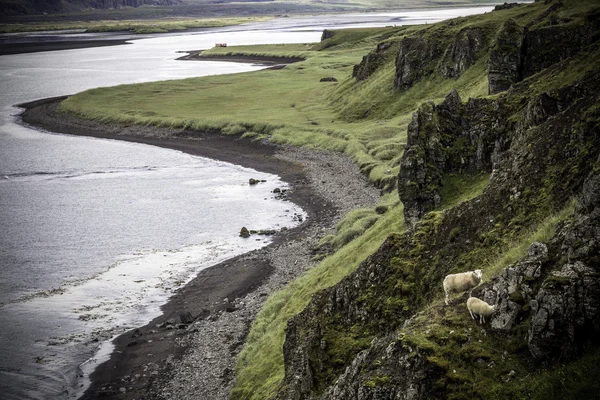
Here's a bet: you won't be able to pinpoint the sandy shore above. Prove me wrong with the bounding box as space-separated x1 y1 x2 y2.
19 97 380 399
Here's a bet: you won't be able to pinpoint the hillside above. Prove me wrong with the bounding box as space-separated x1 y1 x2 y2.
34 0 600 398
0 0 498 18
251 1 600 399
0 0 180 16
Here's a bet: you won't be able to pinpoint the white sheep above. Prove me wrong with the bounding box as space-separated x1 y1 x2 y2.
467 296 497 324
443 269 482 305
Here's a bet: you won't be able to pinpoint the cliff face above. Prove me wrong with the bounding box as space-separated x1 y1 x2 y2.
279 1 600 398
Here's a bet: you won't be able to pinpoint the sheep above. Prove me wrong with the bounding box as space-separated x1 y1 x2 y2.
443 269 482 305
467 296 497 324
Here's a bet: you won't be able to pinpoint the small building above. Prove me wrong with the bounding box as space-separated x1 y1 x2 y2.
215 43 227 47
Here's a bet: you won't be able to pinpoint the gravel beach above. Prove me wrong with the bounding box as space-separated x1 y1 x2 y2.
19 97 381 399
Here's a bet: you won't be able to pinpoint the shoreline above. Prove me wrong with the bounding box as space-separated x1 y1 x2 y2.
0 38 131 56
176 49 305 66
19 97 381 399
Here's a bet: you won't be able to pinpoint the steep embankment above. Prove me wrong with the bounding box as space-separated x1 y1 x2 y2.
234 1 600 399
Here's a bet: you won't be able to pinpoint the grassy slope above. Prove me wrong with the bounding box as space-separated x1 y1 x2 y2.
0 16 271 34
57 0 600 398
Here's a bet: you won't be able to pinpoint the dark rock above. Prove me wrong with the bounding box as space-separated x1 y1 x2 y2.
249 178 259 185
321 29 336 41
480 242 548 331
352 42 393 82
394 36 443 90
127 341 138 347
488 19 525 94
494 2 522 11
273 188 281 193
179 311 194 324
397 89 511 225
529 262 600 360
239 227 251 238
131 329 143 338
397 101 444 226
320 77 338 82
439 28 485 79
522 23 596 79
375 205 388 215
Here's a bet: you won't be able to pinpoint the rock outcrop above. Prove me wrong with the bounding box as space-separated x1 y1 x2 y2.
353 42 393 81
397 90 509 226
280 46 600 398
522 23 597 78
390 1 598 96
488 19 525 94
321 30 336 42
439 28 484 79
394 36 443 90
397 101 444 226
488 4 599 94
394 26 489 91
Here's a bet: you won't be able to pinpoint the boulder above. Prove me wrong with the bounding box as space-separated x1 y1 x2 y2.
239 227 250 238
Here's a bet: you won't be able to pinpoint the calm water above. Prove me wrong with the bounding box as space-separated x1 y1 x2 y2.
0 6 492 399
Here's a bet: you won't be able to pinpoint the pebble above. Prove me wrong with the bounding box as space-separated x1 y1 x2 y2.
155 146 381 399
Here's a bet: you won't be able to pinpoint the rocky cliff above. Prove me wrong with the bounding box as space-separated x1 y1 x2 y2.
278 1 600 398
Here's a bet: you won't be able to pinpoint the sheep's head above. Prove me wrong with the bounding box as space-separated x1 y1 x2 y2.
491 304 497 313
473 269 483 281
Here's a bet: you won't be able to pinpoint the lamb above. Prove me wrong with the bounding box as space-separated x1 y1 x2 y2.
466 296 497 324
443 269 482 305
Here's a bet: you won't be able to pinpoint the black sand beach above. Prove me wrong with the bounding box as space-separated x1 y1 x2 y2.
19 96 380 399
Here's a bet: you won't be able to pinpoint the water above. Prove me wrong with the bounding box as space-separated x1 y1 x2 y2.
0 6 493 399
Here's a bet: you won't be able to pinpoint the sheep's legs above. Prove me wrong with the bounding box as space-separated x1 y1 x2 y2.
469 310 475 320
445 291 449 306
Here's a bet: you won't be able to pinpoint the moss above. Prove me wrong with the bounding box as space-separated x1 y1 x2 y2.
542 274 572 289
363 375 391 388
315 321 374 392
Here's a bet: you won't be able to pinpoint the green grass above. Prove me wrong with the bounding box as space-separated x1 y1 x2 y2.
0 16 271 34
485 199 576 279
54 2 600 398
60 33 410 191
232 200 406 400
439 173 491 209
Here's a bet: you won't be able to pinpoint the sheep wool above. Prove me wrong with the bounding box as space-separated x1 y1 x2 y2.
467 296 497 324
443 269 482 305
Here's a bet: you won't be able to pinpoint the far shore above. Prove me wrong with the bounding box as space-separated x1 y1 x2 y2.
18 96 380 399
0 38 131 56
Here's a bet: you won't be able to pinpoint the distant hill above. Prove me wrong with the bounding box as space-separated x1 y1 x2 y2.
0 0 181 16
0 0 499 17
